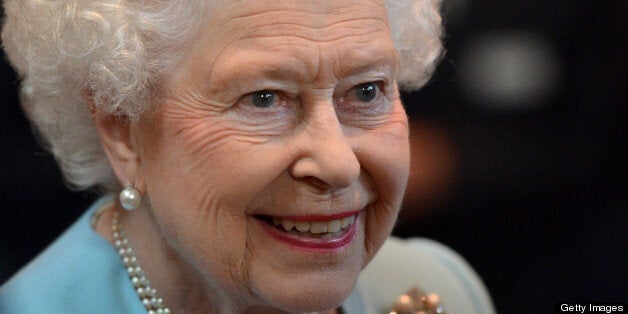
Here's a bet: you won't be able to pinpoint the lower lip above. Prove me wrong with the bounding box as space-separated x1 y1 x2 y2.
259 216 358 251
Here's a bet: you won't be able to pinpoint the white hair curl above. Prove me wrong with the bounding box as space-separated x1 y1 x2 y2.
1 0 443 191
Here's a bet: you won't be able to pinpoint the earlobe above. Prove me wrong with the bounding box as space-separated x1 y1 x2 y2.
91 108 143 190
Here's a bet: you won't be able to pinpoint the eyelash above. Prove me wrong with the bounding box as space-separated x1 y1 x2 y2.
240 81 384 105
345 81 384 103
237 90 288 111
234 90 292 124
234 80 389 122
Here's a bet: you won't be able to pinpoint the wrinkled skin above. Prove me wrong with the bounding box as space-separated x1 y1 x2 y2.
96 0 409 313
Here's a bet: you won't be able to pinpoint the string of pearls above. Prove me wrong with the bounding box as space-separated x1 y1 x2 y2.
110 201 445 314
112 211 172 314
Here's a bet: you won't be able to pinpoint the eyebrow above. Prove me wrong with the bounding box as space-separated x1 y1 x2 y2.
205 50 309 95
205 44 399 95
333 46 399 79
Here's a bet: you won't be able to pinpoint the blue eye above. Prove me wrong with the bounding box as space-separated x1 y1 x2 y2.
355 82 379 102
251 90 277 108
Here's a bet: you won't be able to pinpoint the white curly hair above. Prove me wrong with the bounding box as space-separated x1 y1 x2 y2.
1 0 444 192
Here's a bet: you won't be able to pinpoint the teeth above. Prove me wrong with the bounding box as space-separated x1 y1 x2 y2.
269 215 356 234
294 221 310 232
281 219 295 232
340 216 354 228
309 221 327 233
326 219 341 233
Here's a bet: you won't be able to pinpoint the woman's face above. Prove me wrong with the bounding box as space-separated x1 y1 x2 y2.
135 0 408 312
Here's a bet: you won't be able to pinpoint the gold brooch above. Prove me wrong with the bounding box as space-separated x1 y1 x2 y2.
389 286 448 314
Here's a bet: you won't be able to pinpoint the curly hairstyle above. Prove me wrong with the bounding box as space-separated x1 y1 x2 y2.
1 0 443 192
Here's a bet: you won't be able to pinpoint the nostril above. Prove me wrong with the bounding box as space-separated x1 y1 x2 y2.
297 176 332 192
288 154 359 191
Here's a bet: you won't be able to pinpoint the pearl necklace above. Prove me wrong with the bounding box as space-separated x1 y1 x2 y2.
110 210 446 314
112 211 172 314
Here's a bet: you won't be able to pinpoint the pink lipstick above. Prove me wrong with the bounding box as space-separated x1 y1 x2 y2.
257 213 359 251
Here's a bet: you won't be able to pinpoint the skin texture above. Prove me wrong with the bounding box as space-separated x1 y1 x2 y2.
94 1 409 313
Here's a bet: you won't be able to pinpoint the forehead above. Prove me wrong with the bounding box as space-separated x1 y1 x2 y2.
176 0 395 86
212 0 390 39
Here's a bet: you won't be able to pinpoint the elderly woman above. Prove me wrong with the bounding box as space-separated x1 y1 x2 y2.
0 0 493 313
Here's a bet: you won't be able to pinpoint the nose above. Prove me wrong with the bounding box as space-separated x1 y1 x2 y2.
289 104 360 191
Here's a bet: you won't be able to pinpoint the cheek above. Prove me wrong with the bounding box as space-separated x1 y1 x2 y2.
148 108 286 205
363 123 410 212
139 116 251 242
360 103 410 201
138 108 298 246
136 112 299 294
358 105 410 259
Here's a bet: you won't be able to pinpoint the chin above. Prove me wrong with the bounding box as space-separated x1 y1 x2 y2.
253 267 360 313
266 285 352 313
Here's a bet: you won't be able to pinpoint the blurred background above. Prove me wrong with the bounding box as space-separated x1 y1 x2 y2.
1 1 625 312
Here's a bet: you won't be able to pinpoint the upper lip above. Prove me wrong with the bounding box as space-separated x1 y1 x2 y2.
270 210 362 222
252 189 375 222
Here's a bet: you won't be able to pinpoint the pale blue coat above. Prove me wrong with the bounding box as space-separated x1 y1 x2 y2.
0 197 494 313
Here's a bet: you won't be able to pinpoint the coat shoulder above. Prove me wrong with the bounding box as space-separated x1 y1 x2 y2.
355 237 495 314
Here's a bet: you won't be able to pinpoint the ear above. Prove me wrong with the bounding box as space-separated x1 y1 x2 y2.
91 107 144 191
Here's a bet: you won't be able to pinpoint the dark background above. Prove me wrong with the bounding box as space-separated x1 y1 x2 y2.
1 1 625 313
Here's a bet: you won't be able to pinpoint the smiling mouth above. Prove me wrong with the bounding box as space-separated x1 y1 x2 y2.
256 215 356 239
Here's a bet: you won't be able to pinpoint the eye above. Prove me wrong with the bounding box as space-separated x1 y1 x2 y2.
233 89 296 135
335 80 391 122
251 90 278 108
354 82 379 102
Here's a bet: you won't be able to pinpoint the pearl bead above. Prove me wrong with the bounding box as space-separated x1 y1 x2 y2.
119 186 141 210
111 210 170 313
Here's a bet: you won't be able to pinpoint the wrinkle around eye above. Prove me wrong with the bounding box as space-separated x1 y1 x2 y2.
162 86 234 120
339 113 395 130
171 115 283 158
223 112 295 139
342 108 409 137
160 98 291 144
336 91 405 131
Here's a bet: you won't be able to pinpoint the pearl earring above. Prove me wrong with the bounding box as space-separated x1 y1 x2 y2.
119 183 142 211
